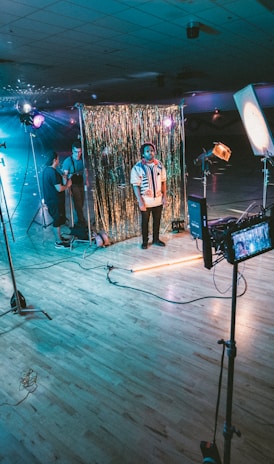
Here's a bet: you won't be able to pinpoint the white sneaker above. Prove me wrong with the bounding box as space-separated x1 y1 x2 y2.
55 240 71 249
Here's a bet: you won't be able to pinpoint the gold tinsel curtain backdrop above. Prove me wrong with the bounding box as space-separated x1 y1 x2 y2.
83 104 183 243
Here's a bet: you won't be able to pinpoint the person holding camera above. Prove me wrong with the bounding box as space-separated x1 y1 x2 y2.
62 140 88 227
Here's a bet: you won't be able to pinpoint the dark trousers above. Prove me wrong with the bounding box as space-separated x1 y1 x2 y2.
71 184 86 225
141 205 163 244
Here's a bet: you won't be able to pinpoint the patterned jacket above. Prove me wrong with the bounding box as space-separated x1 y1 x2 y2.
130 159 166 208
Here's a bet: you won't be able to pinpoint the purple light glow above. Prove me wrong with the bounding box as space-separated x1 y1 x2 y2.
163 117 172 128
32 113 45 129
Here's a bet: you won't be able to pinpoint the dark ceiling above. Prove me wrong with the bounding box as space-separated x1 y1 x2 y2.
1 0 274 114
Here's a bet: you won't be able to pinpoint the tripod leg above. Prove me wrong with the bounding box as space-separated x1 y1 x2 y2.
0 205 23 314
69 189 74 228
27 207 40 233
27 204 52 232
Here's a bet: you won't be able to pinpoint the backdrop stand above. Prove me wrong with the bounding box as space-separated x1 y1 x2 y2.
71 103 94 253
180 102 188 228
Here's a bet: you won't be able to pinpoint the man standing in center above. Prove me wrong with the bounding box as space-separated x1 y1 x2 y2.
42 152 72 249
62 140 88 227
130 142 167 249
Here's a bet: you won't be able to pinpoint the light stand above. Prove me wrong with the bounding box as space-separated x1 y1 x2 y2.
194 148 214 199
261 153 274 209
0 173 51 320
27 130 52 232
0 157 15 243
233 84 274 210
73 103 93 248
222 262 241 464
194 143 232 199
203 150 212 199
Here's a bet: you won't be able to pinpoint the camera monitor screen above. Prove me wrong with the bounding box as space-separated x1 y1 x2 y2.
233 84 274 157
227 219 273 264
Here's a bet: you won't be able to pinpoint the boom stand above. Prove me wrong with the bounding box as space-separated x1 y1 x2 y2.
27 131 52 232
223 262 241 464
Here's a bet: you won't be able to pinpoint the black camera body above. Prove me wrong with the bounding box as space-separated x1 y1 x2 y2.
200 441 222 464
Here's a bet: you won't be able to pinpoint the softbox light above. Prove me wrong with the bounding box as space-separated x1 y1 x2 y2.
212 142 232 162
233 84 274 157
194 142 231 165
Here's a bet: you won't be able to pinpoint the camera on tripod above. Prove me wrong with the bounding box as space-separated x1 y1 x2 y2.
188 195 274 270
200 441 222 464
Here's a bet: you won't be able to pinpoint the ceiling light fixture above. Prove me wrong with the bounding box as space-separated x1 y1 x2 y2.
186 21 200 39
16 100 33 114
212 108 222 121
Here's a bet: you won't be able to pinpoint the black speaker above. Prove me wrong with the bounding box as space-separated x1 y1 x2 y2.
188 195 207 240
10 290 26 310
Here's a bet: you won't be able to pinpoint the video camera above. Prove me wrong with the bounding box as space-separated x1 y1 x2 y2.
188 195 274 269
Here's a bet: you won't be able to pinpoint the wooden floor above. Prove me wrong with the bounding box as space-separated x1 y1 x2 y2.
0 155 274 464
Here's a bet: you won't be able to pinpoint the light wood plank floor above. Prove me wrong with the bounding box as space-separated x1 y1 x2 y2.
0 156 274 464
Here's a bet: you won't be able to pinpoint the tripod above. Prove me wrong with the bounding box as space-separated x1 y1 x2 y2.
222 262 241 464
27 130 52 232
0 173 51 320
200 262 241 464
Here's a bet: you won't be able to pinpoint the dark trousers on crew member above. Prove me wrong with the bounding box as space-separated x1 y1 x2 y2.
141 204 163 245
71 183 86 225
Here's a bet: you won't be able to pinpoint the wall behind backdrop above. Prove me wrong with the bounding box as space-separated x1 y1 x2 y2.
83 104 184 243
